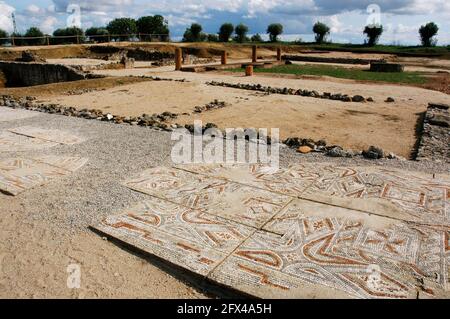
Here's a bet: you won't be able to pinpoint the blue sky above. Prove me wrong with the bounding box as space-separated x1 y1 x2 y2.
0 0 449 45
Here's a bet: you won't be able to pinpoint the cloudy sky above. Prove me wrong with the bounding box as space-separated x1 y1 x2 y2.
0 0 449 45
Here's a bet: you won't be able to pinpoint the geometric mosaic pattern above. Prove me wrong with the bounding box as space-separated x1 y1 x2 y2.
8 126 86 145
94 164 450 299
0 107 37 122
93 198 255 276
0 156 88 195
0 131 58 152
123 167 292 229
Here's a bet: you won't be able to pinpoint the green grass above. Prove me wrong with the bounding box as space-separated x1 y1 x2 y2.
230 64 427 84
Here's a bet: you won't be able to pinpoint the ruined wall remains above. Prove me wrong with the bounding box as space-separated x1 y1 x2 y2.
416 103 449 163
0 61 86 87
370 63 404 72
282 55 385 65
0 70 5 88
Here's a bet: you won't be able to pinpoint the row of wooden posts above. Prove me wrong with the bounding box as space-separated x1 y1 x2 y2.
174 45 282 75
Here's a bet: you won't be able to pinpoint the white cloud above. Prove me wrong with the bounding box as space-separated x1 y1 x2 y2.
0 1 15 33
40 16 58 34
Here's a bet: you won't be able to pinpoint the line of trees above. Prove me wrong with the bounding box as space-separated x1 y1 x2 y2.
181 21 441 47
0 18 442 47
182 22 283 43
0 15 170 46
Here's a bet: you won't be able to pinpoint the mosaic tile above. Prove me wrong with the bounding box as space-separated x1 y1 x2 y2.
176 164 318 197
300 166 450 226
33 155 88 172
0 107 37 122
0 156 87 195
8 126 85 145
123 166 292 229
92 197 256 276
0 131 58 152
210 199 448 299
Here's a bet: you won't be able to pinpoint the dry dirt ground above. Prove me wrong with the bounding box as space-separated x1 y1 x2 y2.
18 65 447 159
0 202 205 298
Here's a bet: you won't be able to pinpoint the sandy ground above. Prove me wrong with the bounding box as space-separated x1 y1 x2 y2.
37 65 450 158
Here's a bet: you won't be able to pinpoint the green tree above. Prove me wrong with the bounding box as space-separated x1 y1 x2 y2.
419 22 439 47
136 15 169 41
267 23 283 42
251 33 263 42
24 27 45 45
107 18 137 41
207 33 219 42
363 24 383 46
85 27 109 43
52 27 84 44
235 23 249 43
218 23 234 42
183 23 203 42
313 22 330 44
0 28 8 45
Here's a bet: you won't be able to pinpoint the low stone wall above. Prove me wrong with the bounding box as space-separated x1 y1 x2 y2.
0 70 5 88
416 103 450 163
0 61 86 87
282 55 385 65
370 63 404 73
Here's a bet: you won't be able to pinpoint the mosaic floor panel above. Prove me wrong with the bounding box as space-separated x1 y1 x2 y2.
0 156 87 195
176 164 318 197
92 198 255 276
123 167 292 229
0 131 58 152
96 164 450 298
210 199 448 299
0 107 37 122
8 126 85 145
179 164 450 226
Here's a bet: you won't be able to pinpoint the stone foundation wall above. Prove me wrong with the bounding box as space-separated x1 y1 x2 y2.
0 61 86 87
0 70 5 88
370 63 404 73
282 55 385 65
416 103 449 163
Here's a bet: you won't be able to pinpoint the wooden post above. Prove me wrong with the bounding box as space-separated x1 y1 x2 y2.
277 47 282 61
76 35 80 44
11 36 15 47
252 45 257 63
47 36 50 46
245 65 254 76
221 51 227 65
175 48 182 71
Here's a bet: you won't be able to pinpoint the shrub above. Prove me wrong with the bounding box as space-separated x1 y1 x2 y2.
313 22 330 44
419 22 438 47
85 27 109 43
363 24 383 46
218 23 234 42
235 23 249 43
0 29 8 45
251 33 263 42
106 18 137 41
24 27 45 45
52 27 84 44
267 23 283 42
182 23 203 42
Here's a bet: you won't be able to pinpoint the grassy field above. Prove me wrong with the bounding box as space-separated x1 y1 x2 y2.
230 64 427 84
